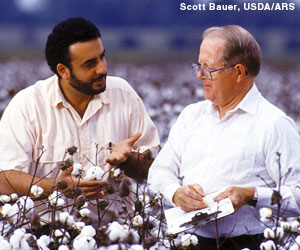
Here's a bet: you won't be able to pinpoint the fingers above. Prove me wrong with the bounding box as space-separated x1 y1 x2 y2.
106 152 127 165
105 133 142 165
213 187 253 211
173 185 207 212
189 183 205 197
127 133 142 146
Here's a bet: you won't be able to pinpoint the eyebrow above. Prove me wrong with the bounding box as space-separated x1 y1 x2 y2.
82 49 106 66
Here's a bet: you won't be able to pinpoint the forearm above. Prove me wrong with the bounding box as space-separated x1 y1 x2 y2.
0 170 55 196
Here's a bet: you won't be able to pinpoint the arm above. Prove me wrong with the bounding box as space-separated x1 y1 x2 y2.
0 169 107 199
216 117 300 216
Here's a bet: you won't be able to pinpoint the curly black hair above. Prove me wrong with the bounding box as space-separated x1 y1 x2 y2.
45 17 101 75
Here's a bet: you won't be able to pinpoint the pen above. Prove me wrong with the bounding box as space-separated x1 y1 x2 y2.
188 185 209 207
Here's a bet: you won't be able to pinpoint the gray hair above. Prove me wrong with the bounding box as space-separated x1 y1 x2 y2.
203 25 262 76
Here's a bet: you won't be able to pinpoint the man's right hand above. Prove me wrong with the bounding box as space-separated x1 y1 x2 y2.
172 183 207 212
56 167 108 199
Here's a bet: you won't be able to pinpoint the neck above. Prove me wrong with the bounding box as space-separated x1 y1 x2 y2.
218 81 254 119
59 78 92 118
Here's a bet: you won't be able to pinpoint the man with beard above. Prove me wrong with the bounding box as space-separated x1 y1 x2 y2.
0 18 160 219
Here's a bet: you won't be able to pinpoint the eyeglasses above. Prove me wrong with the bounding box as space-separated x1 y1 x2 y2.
192 63 235 80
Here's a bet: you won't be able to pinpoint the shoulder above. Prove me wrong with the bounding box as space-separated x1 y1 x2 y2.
257 96 298 133
4 75 56 112
105 76 139 97
180 100 210 120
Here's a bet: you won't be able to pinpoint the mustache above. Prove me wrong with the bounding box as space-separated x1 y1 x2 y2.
93 74 107 82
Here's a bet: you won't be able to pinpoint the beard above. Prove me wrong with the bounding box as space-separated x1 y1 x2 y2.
69 70 107 96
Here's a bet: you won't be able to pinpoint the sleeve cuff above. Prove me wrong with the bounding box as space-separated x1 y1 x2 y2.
163 183 181 206
256 186 274 208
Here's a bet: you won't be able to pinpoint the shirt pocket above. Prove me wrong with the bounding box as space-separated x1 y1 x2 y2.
32 146 72 179
34 146 70 163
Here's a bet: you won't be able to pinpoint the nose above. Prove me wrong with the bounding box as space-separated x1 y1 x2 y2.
197 69 205 80
95 59 107 75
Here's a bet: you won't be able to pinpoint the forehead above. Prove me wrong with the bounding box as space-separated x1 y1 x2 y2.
69 38 104 62
198 36 226 65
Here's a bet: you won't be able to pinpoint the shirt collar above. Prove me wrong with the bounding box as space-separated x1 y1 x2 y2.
205 83 261 116
51 75 110 107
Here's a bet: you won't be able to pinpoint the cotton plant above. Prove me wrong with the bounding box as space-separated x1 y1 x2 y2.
30 185 44 198
84 166 105 181
48 191 65 207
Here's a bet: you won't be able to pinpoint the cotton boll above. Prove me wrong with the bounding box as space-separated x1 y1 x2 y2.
98 244 125 250
296 235 300 245
260 207 273 224
73 235 96 250
290 244 300 250
107 221 126 242
58 245 70 250
81 225 96 237
58 212 75 227
17 196 34 215
260 240 276 250
289 220 300 233
275 227 284 241
111 168 121 178
9 228 27 249
264 228 275 239
79 208 91 217
0 203 19 224
280 221 291 231
129 244 144 250
73 222 85 231
30 185 44 198
0 204 12 217
20 237 31 250
53 229 70 244
127 230 140 244
48 191 65 208
38 235 50 247
36 237 50 250
181 233 197 247
0 240 11 250
132 215 143 227
0 195 11 203
72 163 83 177
10 193 18 202
85 166 105 181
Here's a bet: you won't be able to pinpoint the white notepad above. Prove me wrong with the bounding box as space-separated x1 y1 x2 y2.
164 192 234 234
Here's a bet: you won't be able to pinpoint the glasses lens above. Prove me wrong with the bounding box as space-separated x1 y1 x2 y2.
192 64 211 80
201 67 211 80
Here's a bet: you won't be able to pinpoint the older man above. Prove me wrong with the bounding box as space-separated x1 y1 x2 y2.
148 25 300 250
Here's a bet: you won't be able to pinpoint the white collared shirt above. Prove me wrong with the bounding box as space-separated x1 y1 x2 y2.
0 74 160 177
148 84 300 237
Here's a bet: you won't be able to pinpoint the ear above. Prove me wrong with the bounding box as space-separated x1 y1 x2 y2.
234 64 248 83
57 63 70 80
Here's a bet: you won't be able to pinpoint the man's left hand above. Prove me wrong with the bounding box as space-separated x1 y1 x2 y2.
106 133 141 165
214 186 255 211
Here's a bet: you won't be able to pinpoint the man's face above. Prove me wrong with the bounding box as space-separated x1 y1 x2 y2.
68 38 107 96
198 37 236 107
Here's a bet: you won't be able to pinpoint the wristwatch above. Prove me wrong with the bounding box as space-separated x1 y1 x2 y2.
249 187 258 207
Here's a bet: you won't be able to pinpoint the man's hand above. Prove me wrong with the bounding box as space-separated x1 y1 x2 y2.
214 186 255 211
106 133 141 165
57 167 107 199
172 184 207 212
